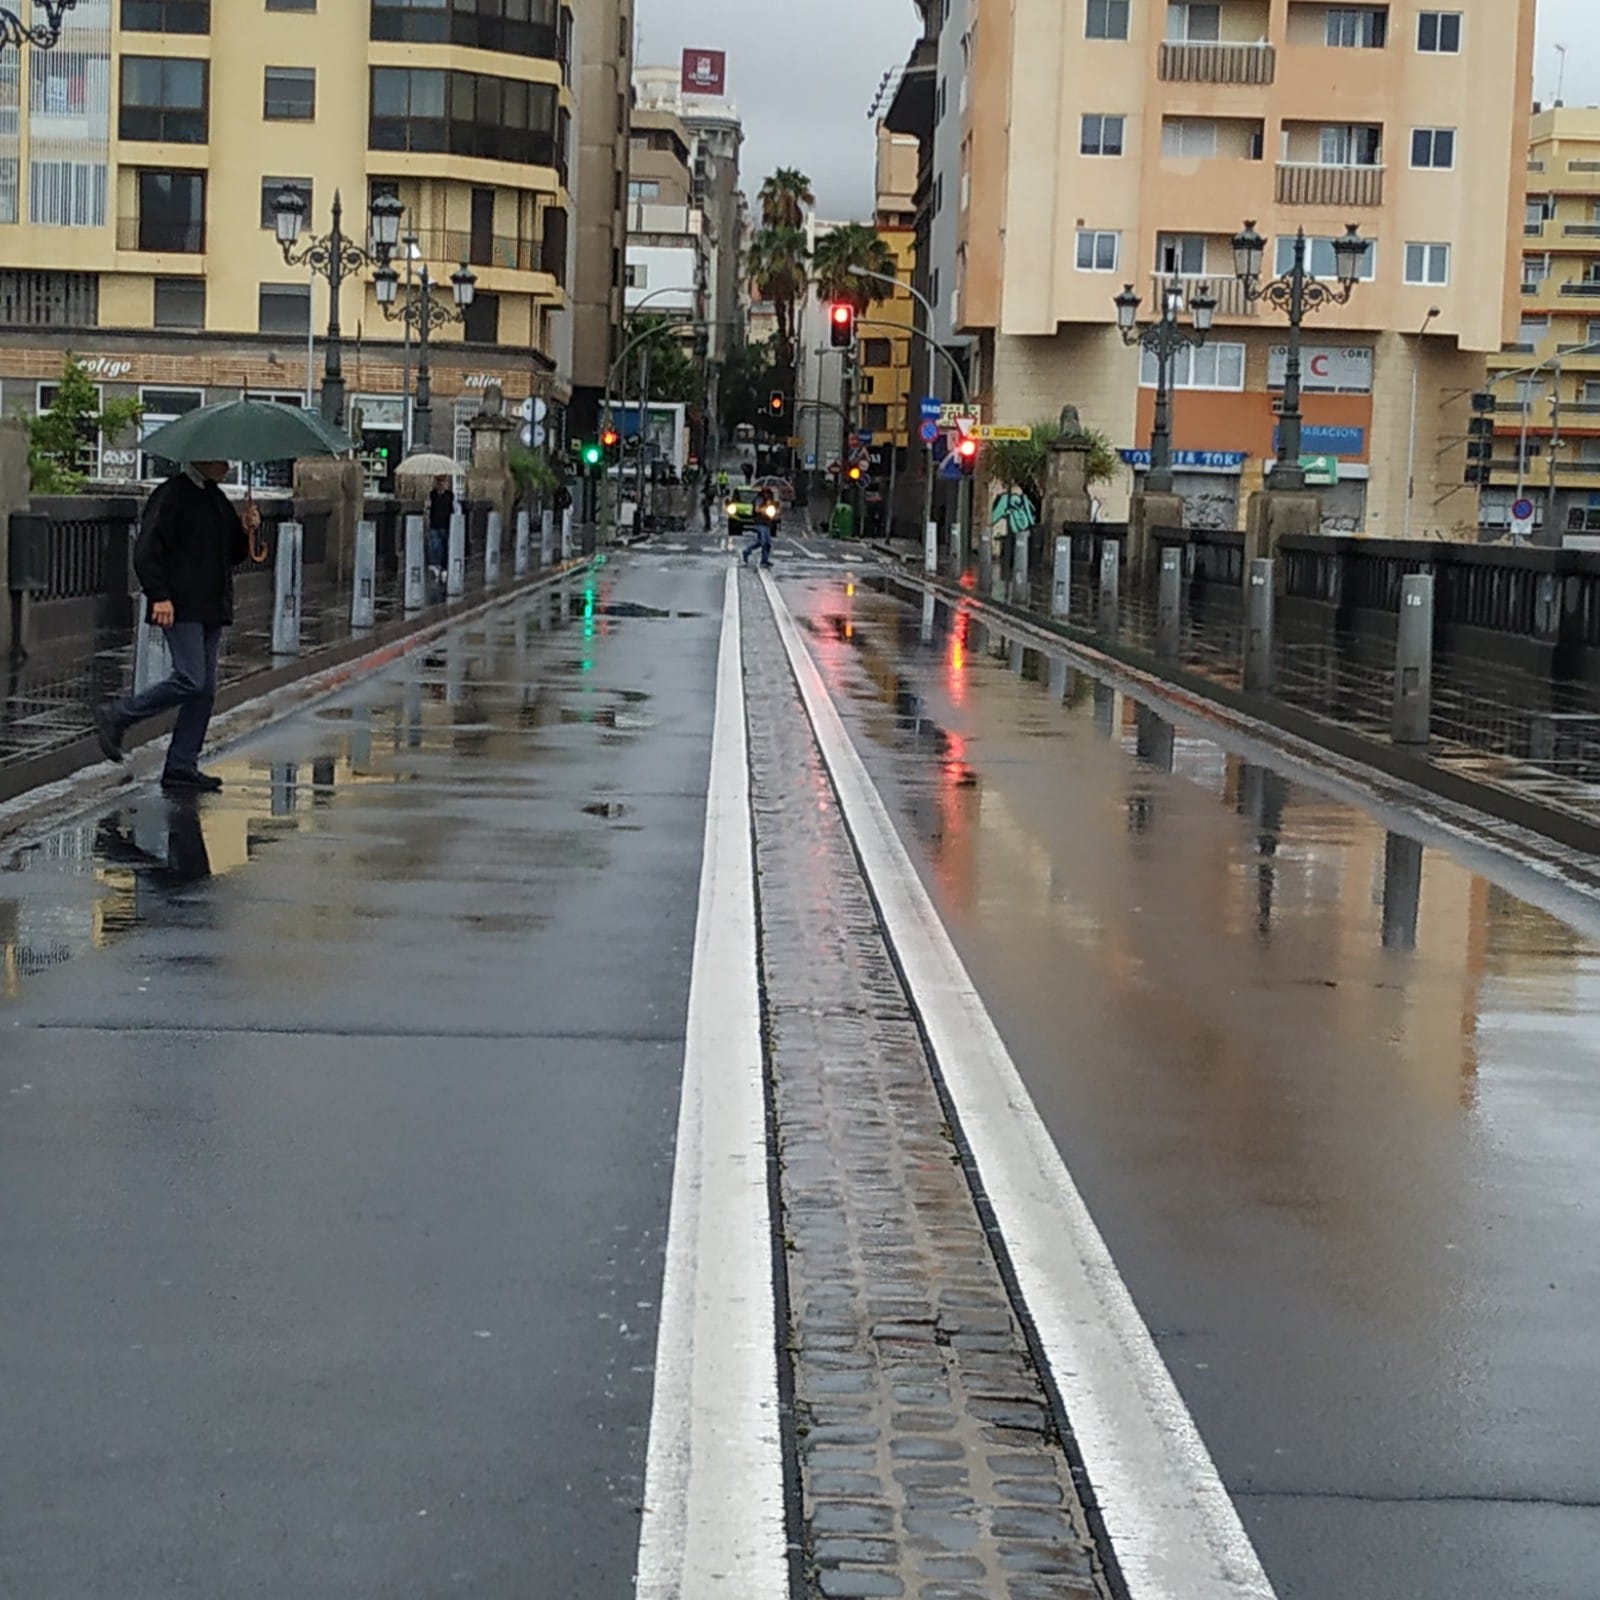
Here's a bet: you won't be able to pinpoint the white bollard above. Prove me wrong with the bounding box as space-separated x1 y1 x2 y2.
924 520 938 574
540 509 554 569
1051 536 1070 617
403 513 425 612
271 520 303 656
447 510 466 599
920 589 936 645
133 594 171 693
514 510 531 578
485 510 503 588
351 519 377 630
1013 527 1030 606
561 506 574 559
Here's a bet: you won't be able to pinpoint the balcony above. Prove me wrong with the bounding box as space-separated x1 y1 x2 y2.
1157 41 1275 85
117 216 204 253
1275 162 1384 207
1148 272 1256 319
385 227 560 282
1559 281 1600 298
1564 224 1600 238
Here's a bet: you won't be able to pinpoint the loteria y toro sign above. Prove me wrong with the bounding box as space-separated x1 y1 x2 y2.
680 48 726 95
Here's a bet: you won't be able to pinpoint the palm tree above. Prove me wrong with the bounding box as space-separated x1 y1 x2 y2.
758 168 814 230
811 223 898 314
747 224 810 376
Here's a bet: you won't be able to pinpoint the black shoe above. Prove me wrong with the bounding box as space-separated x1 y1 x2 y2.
161 768 223 793
94 705 125 765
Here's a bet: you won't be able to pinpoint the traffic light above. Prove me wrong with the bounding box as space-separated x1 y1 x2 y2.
600 424 620 455
829 302 855 349
768 390 786 418
581 439 602 468
846 462 863 483
955 434 979 476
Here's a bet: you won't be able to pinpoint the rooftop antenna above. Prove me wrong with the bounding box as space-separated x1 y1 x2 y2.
1555 42 1567 107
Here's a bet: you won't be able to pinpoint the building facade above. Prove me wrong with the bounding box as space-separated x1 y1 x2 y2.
1487 106 1600 541
944 0 1534 535
0 0 624 481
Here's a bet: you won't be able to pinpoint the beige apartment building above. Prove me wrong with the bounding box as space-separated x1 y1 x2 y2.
959 0 1535 534
0 0 627 477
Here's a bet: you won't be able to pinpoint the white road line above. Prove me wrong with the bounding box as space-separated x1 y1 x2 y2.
792 539 821 560
634 567 788 1599
759 570 1277 1600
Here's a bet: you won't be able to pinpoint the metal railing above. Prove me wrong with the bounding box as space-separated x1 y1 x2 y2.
1157 41 1275 84
1275 162 1384 207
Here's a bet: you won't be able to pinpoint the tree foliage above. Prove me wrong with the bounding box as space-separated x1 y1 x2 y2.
623 312 701 406
983 418 1121 509
718 337 778 435
747 223 809 375
29 356 143 493
757 169 814 230
811 223 897 313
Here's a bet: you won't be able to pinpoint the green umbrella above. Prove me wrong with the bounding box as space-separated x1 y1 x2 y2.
139 399 356 465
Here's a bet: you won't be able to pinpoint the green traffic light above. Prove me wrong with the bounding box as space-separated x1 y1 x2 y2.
582 443 602 466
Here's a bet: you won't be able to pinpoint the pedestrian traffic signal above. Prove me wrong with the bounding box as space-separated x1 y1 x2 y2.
829 302 855 349
768 390 786 418
955 434 979 476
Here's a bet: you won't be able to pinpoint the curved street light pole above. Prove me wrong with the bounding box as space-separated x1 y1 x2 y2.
1114 278 1216 495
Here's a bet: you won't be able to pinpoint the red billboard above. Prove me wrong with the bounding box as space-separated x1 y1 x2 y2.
680 49 727 96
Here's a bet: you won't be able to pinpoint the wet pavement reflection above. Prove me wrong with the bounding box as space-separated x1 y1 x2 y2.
778 569 1600 1600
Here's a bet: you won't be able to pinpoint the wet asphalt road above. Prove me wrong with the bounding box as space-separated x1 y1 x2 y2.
0 561 723 1596
775 570 1600 1600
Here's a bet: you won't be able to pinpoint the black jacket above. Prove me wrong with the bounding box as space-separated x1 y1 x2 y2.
428 486 455 532
133 472 249 627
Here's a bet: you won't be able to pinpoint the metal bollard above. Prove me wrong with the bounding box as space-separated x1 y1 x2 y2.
947 520 962 579
561 507 574 559
514 510 531 578
540 509 554 568
1097 540 1120 633
1156 546 1182 659
1381 832 1424 950
1048 655 1068 701
447 510 466 599
485 511 503 588
920 589 935 646
1243 558 1274 692
1013 528 1030 606
403 513 425 612
133 594 171 693
978 531 994 598
1051 536 1070 617
351 519 377 630
271 520 303 656
1392 573 1434 747
924 520 938 575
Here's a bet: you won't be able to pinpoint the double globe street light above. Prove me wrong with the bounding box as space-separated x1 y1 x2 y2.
0 0 79 48
374 243 477 453
274 186 476 439
1115 278 1217 495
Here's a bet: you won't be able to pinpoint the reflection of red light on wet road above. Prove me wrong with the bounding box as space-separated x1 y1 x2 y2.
948 607 969 706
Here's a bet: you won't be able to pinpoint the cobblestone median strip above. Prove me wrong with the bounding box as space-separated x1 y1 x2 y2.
740 572 1109 1600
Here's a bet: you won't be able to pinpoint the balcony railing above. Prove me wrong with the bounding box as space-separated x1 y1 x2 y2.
1275 162 1384 207
1559 281 1600 298
1157 41 1275 85
116 216 205 253
1565 224 1600 238
385 229 561 282
1148 272 1255 319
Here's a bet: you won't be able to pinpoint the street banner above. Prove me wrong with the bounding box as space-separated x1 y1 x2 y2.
681 49 726 95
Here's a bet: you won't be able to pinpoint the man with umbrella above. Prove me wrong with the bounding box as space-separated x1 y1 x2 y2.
94 399 349 790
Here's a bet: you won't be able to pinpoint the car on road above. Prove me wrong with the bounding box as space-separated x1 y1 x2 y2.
754 475 796 507
726 482 781 539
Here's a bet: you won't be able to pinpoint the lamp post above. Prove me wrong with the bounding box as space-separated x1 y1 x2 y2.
0 0 79 48
1114 278 1216 494
373 240 477 453
1233 221 1370 491
274 187 405 426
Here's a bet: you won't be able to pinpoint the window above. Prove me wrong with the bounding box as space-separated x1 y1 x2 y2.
1274 234 1378 280
266 0 317 8
119 56 208 143
960 170 970 210
627 179 660 202
1166 3 1220 42
264 66 315 120
1320 124 1382 166
1587 318 1600 344
1326 7 1387 48
260 176 311 229
463 290 499 344
371 0 563 61
1086 0 1129 40
1417 11 1461 53
1410 128 1455 170
1527 195 1555 233
1582 380 1600 404
1139 341 1246 390
863 338 892 366
1522 254 1550 290
1081 114 1125 156
1517 315 1549 351
624 262 646 288
1155 233 1207 276
121 0 210 30
1076 229 1119 271
1161 118 1217 158
369 67 561 166
863 404 890 433
259 283 311 335
134 169 205 252
153 276 205 329
1404 242 1450 285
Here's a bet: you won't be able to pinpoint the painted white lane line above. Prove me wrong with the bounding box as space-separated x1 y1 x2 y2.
635 567 788 1599
759 570 1276 1600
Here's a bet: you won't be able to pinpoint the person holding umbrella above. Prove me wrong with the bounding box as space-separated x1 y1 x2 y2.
93 398 352 790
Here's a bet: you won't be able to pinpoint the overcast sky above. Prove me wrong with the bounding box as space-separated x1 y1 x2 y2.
1536 0 1600 106
636 0 919 221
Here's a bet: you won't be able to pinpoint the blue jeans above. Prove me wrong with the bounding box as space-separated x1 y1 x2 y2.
742 524 773 566
114 622 222 775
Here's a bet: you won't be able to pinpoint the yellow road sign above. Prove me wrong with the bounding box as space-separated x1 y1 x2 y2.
974 424 1032 441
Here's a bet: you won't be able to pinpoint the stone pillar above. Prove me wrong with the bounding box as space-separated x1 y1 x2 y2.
293 456 363 585
0 419 34 661
1127 490 1184 583
465 382 518 534
1040 437 1092 533
1245 489 1321 571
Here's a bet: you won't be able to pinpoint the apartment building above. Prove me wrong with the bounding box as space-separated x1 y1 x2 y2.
0 0 627 477
624 107 707 324
858 125 919 482
952 0 1534 534
1487 106 1600 540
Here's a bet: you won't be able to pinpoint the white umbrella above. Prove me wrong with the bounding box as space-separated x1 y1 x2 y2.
395 451 460 487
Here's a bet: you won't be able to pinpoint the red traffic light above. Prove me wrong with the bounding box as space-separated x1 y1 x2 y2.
829 302 855 349
600 426 619 448
955 435 978 475
768 390 785 415
831 304 851 327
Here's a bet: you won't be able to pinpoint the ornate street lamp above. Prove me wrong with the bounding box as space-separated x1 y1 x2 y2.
0 0 80 49
274 187 406 426
1115 278 1217 495
1234 220 1370 491
374 236 476 451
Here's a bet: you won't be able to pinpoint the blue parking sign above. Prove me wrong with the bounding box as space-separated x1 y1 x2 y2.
919 397 941 421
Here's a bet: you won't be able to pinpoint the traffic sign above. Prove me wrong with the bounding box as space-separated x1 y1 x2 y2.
939 404 980 428
1511 496 1536 537
974 424 1031 442
919 396 942 420
918 419 940 444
